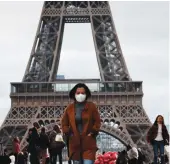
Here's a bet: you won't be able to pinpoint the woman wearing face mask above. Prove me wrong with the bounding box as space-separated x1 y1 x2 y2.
61 83 101 164
147 115 169 164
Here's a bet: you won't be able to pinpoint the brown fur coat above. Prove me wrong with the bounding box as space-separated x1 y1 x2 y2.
61 101 101 160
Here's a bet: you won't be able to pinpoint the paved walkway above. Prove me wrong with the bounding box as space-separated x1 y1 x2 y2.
10 156 68 164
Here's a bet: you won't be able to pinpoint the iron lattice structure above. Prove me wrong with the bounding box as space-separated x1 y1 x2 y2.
23 1 130 82
0 1 157 162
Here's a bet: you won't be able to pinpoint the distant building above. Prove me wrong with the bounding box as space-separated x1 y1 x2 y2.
56 75 65 79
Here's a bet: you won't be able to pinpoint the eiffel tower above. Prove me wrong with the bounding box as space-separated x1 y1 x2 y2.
0 1 154 162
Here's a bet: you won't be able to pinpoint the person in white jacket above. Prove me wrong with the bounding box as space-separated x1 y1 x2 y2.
127 145 139 164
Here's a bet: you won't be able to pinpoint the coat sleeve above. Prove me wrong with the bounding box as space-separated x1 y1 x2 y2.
146 126 152 143
164 125 169 144
91 103 101 135
61 106 70 134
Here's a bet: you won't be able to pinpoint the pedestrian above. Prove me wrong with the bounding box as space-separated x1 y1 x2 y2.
27 123 40 164
12 137 20 164
49 125 65 164
137 148 145 164
3 149 11 164
39 127 50 164
127 145 138 164
147 115 169 164
23 151 28 164
116 149 128 164
17 152 26 164
61 83 101 164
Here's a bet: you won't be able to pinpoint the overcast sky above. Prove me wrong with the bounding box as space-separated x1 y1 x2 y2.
0 1 169 126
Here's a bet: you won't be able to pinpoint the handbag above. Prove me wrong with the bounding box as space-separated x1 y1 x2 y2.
54 134 65 149
55 133 65 142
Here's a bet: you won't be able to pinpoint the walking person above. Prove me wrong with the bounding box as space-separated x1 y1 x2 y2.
127 145 139 164
12 137 20 164
61 83 101 164
137 148 145 164
147 115 169 164
39 127 50 164
17 152 26 164
49 125 65 164
3 149 11 164
27 123 40 164
23 151 29 164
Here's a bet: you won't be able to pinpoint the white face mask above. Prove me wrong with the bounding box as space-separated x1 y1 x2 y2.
75 94 86 103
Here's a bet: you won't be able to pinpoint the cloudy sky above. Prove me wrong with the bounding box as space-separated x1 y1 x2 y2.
0 1 169 125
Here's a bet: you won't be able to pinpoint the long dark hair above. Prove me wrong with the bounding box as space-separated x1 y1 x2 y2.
153 115 165 126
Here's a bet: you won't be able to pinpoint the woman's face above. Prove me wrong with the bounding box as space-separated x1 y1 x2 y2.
157 116 163 123
75 87 86 103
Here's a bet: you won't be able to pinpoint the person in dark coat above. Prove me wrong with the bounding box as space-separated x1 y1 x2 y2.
17 152 26 164
3 149 11 164
49 125 65 164
137 148 145 164
27 123 40 164
39 127 50 164
147 115 169 164
116 149 128 164
23 151 28 164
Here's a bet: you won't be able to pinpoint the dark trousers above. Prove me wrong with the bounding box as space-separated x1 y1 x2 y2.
153 140 165 164
30 151 40 164
50 151 62 164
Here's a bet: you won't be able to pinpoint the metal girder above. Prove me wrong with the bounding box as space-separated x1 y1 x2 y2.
23 1 130 82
